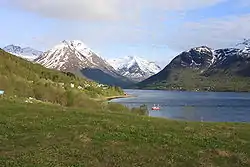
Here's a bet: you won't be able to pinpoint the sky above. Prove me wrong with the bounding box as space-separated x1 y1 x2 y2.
1 0 250 67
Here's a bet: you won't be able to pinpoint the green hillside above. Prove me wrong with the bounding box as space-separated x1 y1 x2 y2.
0 49 124 106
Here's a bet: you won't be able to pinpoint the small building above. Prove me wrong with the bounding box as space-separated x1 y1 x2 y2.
70 83 75 88
0 90 4 95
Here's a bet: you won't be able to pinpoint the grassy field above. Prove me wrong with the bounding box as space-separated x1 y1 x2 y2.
0 99 250 167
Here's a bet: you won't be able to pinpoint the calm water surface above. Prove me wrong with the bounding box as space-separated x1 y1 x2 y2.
110 89 250 123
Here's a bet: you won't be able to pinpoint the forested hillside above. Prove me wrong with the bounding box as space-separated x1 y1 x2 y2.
0 49 124 106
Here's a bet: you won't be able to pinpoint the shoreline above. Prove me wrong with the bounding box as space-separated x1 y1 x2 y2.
131 88 250 93
106 94 135 101
93 94 135 102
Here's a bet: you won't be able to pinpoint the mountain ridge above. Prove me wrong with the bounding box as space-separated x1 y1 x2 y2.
3 44 43 61
136 43 250 92
3 42 161 85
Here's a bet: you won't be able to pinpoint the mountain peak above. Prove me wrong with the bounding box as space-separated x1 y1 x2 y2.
236 39 250 50
4 44 22 51
108 56 161 82
128 55 144 61
35 40 117 73
50 40 95 59
189 46 212 53
61 40 88 48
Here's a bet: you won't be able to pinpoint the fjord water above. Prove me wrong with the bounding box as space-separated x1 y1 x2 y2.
110 89 250 123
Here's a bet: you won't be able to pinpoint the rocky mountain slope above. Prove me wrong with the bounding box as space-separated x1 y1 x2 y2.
136 43 250 92
34 40 133 87
3 45 43 61
108 56 161 82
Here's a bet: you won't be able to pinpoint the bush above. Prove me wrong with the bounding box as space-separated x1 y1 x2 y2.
131 104 149 116
105 102 130 113
64 90 101 110
104 103 149 116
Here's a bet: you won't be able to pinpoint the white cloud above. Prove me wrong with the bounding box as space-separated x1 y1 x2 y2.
153 0 227 11
165 14 250 51
5 0 250 60
4 0 226 21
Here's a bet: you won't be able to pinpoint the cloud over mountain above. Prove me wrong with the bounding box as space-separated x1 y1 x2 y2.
2 0 250 66
3 0 225 21
166 14 250 51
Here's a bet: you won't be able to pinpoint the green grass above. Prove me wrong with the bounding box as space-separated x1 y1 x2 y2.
0 99 250 167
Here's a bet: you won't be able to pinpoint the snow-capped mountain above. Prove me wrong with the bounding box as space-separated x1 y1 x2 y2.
137 41 250 88
171 44 250 73
108 56 161 82
3 45 43 61
35 40 113 72
34 40 133 87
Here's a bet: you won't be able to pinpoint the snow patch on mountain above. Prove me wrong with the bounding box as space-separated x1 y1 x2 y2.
193 46 212 53
3 45 43 61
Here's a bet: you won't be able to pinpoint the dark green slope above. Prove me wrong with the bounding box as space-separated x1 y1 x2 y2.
81 68 135 88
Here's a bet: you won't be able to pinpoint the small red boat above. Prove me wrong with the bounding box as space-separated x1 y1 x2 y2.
152 104 160 110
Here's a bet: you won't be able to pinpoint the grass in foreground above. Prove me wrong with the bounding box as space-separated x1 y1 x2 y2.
0 99 250 167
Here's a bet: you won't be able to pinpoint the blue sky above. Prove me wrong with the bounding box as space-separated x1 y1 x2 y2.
1 0 250 67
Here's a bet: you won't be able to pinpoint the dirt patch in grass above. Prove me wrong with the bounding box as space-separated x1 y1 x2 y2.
215 149 232 157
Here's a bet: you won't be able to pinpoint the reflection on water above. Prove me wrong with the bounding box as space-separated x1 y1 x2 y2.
111 89 250 123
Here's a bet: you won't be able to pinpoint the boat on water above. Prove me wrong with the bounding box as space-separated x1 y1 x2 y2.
152 104 160 110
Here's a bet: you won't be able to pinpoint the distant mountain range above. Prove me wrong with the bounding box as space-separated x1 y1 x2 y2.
108 56 161 82
2 40 160 87
3 45 43 61
135 42 250 92
4 39 250 92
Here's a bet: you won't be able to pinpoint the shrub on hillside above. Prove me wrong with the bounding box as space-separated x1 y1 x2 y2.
64 90 101 109
105 102 130 113
131 104 149 116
